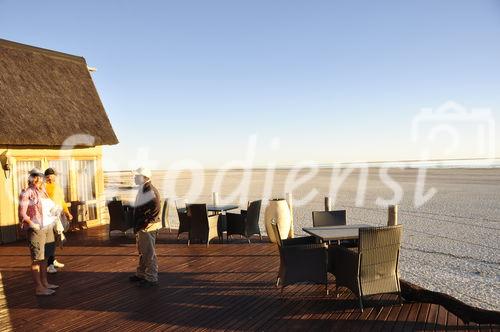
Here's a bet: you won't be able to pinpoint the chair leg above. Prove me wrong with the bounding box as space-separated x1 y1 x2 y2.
247 237 251 244
260 234 263 242
276 277 280 287
187 239 190 246
398 292 403 306
358 289 364 312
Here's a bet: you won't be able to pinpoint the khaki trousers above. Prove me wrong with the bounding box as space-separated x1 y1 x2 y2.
136 229 158 282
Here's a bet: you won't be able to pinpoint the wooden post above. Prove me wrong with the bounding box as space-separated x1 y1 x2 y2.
212 192 219 206
286 192 294 238
388 204 398 226
324 197 331 211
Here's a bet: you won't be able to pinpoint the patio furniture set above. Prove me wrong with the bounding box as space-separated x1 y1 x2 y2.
108 198 402 311
107 198 263 246
272 209 403 311
174 198 263 246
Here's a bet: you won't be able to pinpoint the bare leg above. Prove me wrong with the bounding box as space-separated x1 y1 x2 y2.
40 261 49 286
40 261 58 289
31 262 47 292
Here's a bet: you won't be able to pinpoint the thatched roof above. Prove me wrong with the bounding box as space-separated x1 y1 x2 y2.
0 39 118 147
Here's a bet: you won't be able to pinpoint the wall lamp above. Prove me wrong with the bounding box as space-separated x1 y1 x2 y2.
1 158 11 179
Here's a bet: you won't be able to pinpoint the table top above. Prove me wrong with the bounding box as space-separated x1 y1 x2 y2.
178 204 239 213
206 204 239 212
302 224 372 241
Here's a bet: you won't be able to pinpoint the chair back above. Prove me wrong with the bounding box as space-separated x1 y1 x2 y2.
358 225 402 292
107 200 128 232
175 198 187 211
312 210 346 227
175 198 189 221
245 200 262 234
270 220 283 247
187 204 209 240
161 198 170 229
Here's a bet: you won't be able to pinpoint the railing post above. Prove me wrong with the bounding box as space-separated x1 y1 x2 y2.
388 204 398 226
324 196 331 211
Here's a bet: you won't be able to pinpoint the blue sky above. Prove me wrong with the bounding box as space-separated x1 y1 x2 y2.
1 0 499 169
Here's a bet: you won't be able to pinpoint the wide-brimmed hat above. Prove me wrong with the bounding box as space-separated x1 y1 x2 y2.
133 167 152 179
29 168 44 177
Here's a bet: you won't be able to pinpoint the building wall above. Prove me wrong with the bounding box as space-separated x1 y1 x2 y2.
0 146 108 243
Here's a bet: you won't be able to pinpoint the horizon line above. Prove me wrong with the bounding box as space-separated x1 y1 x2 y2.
105 157 500 172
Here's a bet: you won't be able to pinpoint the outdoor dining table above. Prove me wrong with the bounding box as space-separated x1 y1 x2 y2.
302 224 372 242
178 204 239 244
206 204 239 213
177 204 239 214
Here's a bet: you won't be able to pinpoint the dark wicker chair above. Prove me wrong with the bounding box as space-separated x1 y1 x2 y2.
312 210 346 227
270 221 328 294
330 225 403 311
187 204 219 247
107 200 131 234
161 198 171 232
226 200 262 243
175 198 190 239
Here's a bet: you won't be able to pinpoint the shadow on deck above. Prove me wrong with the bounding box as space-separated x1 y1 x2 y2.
0 226 496 331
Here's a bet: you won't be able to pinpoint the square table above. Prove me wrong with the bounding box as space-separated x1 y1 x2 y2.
302 224 372 242
177 204 239 214
206 204 239 213
178 204 239 244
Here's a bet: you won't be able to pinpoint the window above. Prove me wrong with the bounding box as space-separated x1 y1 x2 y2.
48 160 71 200
15 160 42 195
75 160 97 220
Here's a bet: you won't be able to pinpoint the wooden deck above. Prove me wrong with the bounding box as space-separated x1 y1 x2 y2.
0 226 497 331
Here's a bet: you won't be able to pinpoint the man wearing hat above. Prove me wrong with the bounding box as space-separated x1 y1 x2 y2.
129 167 161 287
44 167 73 273
19 168 59 296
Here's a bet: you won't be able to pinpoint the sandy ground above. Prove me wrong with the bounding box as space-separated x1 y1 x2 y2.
105 167 500 311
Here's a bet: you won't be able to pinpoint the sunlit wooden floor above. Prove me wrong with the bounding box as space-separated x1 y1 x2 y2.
0 226 496 331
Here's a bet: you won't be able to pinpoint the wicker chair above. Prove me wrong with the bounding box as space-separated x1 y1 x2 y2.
187 204 219 247
161 198 171 232
175 198 190 239
312 210 346 227
226 200 262 243
270 221 328 294
330 225 403 311
107 200 131 234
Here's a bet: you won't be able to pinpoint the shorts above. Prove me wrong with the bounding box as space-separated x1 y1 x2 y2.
27 224 55 262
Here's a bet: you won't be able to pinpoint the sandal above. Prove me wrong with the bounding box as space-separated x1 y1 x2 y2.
36 289 56 296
